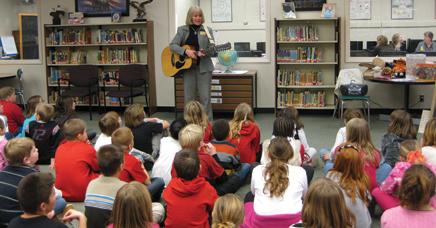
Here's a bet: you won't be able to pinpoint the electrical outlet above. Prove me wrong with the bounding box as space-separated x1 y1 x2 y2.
419 95 424 102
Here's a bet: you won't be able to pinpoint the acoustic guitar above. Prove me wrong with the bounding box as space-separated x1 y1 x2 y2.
161 42 231 77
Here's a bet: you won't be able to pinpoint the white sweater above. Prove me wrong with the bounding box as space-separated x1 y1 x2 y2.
251 164 307 215
261 136 302 166
151 137 182 186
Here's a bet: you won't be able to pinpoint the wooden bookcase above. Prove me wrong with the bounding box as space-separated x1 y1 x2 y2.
43 21 156 114
274 18 340 112
174 70 257 113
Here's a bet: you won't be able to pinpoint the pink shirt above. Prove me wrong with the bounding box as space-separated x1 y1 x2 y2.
0 137 8 170
381 206 436 228
380 162 436 195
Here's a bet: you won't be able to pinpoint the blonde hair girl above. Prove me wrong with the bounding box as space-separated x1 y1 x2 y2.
212 194 244 228
229 103 260 163
111 182 158 228
297 178 355 228
345 118 380 190
184 101 212 143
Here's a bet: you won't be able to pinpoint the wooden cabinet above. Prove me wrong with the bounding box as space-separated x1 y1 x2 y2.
175 70 257 112
43 21 156 114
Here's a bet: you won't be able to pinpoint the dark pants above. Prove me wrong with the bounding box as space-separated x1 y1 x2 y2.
147 177 165 202
215 163 252 196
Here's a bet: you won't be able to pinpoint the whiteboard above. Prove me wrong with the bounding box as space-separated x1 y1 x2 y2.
211 0 232 22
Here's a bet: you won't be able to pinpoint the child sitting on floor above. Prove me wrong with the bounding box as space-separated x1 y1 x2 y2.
229 103 260 163
152 118 187 186
8 172 86 228
19 95 43 138
184 101 213 143
421 118 436 165
111 127 164 202
54 118 100 202
25 103 61 165
0 120 8 170
211 194 244 228
94 111 121 151
163 149 218 228
0 87 24 136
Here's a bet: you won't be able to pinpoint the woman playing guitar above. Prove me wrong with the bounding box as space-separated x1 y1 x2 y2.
169 6 215 119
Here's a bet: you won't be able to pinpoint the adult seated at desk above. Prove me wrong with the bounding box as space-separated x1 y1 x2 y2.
367 35 395 56
415 31 436 52
389 33 406 52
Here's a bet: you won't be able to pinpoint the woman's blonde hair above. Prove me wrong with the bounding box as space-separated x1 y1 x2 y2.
124 104 145 128
388 110 417 139
212 194 244 228
346 118 378 164
179 124 204 151
111 182 154 228
184 101 209 130
377 35 388 46
331 146 370 204
229 103 255 138
264 137 293 198
423 118 436 147
185 6 205 25
302 178 355 228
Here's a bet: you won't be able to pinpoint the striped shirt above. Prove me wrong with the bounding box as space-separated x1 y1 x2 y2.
85 176 126 210
0 165 37 227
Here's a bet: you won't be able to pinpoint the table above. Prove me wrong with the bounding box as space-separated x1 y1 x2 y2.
365 77 435 110
0 73 16 79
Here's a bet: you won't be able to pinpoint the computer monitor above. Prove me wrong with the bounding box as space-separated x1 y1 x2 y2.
350 41 363 51
407 39 423 53
256 42 266 53
366 41 377 50
234 42 250 52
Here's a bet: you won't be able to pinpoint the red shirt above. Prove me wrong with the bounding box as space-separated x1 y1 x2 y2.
230 121 261 163
163 177 218 228
119 151 149 183
203 122 213 143
0 100 24 134
198 151 224 180
54 140 99 201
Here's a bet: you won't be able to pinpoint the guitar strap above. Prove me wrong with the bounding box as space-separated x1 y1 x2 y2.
202 25 215 45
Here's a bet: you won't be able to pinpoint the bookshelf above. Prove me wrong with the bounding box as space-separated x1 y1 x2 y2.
274 18 340 111
44 21 156 113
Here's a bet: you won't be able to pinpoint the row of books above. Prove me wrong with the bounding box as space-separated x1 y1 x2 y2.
277 47 322 62
49 69 119 85
277 25 319 41
96 29 144 44
46 28 92 45
277 90 326 107
277 70 323 86
48 49 87 64
97 48 139 64
49 90 131 106
46 28 144 45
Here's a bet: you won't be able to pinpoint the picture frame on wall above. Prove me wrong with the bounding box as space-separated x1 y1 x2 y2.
75 0 130 17
291 0 326 11
391 0 414 19
350 0 371 20
211 0 232 22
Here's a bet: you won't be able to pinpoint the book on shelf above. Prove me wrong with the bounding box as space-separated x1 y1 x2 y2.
96 29 144 44
46 28 92 45
101 70 119 85
277 47 322 62
277 70 323 86
48 49 87 64
277 25 319 41
277 90 326 107
49 69 70 85
97 47 139 64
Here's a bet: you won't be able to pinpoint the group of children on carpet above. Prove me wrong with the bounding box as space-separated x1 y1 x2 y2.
0 85 436 227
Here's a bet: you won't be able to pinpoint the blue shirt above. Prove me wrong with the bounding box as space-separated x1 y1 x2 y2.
18 114 36 138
